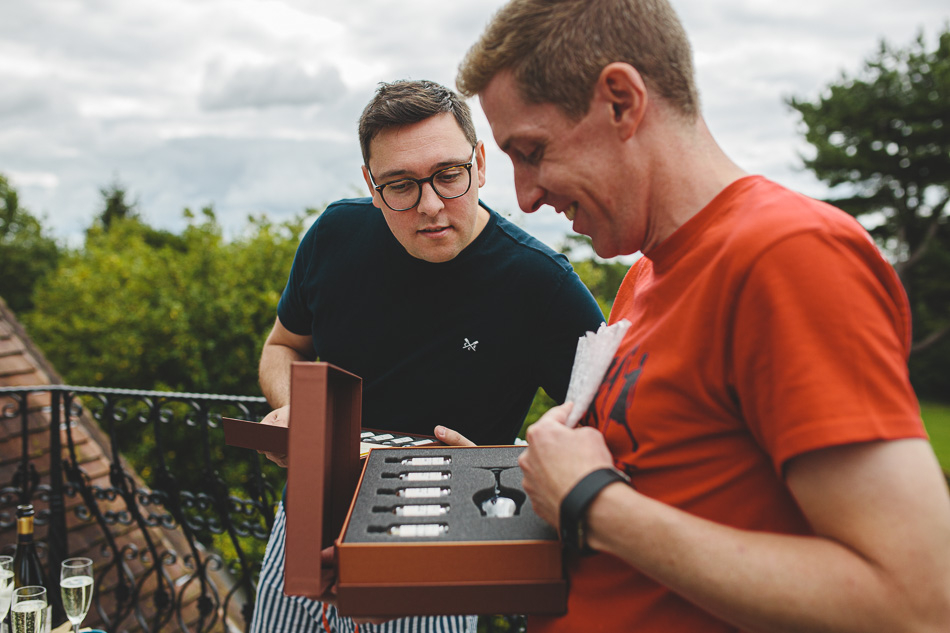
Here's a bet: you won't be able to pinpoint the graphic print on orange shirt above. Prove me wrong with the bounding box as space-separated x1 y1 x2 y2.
582 345 648 478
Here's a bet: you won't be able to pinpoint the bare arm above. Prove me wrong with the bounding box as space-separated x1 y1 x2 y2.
256 317 315 467
259 316 315 408
520 406 950 633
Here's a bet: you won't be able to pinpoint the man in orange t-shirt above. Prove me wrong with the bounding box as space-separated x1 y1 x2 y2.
456 0 950 631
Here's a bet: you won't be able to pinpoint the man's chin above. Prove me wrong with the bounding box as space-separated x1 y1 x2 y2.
409 243 460 263
586 233 623 260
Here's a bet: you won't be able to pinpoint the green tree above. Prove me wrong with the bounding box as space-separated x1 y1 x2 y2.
94 180 139 230
787 26 950 398
0 174 61 314
21 191 316 560
24 202 314 395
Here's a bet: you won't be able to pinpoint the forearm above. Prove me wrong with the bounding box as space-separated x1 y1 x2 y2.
587 488 882 632
258 343 309 408
585 459 950 633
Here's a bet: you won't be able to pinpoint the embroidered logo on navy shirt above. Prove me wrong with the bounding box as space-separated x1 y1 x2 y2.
463 338 479 352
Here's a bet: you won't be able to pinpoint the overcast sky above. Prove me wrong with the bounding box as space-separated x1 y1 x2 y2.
2 0 947 252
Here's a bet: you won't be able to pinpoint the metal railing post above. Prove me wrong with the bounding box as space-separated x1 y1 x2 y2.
48 390 68 625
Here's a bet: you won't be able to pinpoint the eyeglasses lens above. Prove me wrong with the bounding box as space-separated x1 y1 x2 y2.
382 164 472 211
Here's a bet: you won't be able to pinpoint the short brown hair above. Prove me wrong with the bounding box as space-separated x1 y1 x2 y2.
457 0 699 120
358 80 477 165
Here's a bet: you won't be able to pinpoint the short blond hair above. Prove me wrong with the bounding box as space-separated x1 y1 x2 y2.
457 0 699 120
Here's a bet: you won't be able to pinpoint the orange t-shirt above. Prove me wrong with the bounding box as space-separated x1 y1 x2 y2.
533 176 926 632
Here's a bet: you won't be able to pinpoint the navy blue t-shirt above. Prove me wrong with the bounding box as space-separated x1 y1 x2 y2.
278 198 604 445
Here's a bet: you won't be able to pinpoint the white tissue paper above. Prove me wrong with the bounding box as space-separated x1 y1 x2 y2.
564 319 632 428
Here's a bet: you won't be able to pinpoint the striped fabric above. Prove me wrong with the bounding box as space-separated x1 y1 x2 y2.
250 503 478 633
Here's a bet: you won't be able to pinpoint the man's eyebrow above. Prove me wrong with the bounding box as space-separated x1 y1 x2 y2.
498 134 537 156
375 155 473 181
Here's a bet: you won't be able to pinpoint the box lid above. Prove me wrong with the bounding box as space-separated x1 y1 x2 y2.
283 361 363 598
222 416 288 454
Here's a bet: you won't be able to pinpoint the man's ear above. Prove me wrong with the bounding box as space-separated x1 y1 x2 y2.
361 165 384 210
594 62 648 140
474 140 487 189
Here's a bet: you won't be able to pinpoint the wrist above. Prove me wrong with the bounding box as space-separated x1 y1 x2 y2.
560 466 631 555
582 480 630 553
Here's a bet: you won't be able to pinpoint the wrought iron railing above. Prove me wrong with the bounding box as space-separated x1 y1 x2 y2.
0 385 276 633
0 384 531 633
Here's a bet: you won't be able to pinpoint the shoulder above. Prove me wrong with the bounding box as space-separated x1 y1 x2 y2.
724 177 874 253
479 204 574 278
299 197 385 247
700 177 889 286
311 197 380 231
474 205 601 321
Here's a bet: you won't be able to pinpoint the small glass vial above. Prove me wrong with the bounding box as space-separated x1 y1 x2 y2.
382 471 451 481
372 504 450 517
377 487 451 498
386 456 451 466
369 523 449 537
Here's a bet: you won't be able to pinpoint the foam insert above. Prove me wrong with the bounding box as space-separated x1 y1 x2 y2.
343 446 558 543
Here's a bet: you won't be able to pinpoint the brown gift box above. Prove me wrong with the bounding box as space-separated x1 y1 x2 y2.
222 416 288 454
334 445 567 618
278 362 567 617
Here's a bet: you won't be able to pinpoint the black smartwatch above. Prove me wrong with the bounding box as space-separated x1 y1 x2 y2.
559 467 631 555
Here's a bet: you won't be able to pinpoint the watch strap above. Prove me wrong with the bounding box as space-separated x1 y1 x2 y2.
560 467 630 555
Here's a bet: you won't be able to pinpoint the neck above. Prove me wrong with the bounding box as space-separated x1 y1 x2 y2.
638 111 747 252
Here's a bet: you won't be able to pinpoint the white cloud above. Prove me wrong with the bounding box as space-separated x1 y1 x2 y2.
0 0 946 251
7 171 59 190
199 61 346 110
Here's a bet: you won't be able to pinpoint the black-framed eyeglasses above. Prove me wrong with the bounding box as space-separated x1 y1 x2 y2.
369 149 476 212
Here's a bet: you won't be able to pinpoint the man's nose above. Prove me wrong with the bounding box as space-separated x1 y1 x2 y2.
417 181 445 217
514 166 544 214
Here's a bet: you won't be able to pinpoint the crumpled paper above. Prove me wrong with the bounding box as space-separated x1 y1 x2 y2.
564 319 631 428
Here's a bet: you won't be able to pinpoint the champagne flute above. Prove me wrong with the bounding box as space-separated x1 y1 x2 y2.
10 586 45 633
0 556 13 623
473 466 525 518
60 558 93 633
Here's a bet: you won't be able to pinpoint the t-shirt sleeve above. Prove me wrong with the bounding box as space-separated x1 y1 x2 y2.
731 229 924 476
276 227 317 336
532 269 606 403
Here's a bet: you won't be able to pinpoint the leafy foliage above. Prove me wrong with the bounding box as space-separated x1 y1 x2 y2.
921 401 950 474
0 175 62 313
93 181 140 230
479 614 526 633
23 203 315 396
787 26 950 398
559 234 630 319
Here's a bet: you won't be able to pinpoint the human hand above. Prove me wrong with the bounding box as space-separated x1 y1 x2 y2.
317 546 392 625
259 405 290 467
434 425 477 447
518 403 615 526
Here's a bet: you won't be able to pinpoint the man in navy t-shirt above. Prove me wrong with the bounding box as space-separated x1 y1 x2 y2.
250 79 604 633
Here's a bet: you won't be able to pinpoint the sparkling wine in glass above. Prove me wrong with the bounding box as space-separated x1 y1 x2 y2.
60 558 93 633
0 556 14 623
10 586 45 633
